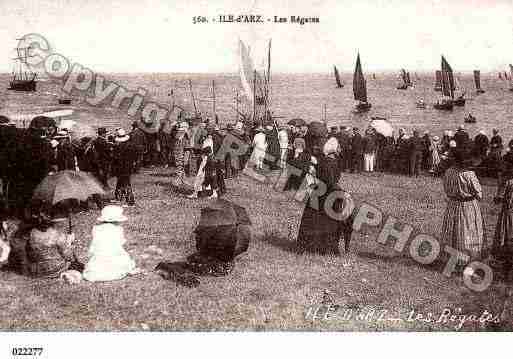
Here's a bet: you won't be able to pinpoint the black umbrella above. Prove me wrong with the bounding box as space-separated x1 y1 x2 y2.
287 118 307 127
195 199 251 262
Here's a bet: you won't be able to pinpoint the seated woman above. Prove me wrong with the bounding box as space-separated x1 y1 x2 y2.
83 205 140 282
25 213 80 279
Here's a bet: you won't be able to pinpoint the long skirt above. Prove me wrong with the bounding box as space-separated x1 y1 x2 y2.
296 195 353 255
494 181 513 266
440 198 485 260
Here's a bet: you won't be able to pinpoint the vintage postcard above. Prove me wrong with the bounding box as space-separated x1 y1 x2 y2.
1 0 512 357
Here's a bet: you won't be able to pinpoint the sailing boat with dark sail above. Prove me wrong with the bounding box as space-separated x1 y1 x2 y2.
434 70 442 91
353 53 371 113
333 65 343 88
434 55 454 111
8 41 37 92
474 70 485 94
397 69 412 90
509 64 513 92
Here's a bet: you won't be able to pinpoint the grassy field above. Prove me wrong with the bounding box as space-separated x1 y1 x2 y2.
1 167 511 331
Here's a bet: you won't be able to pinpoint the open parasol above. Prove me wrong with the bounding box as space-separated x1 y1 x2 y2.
287 118 307 127
32 170 106 233
370 117 394 137
195 199 251 262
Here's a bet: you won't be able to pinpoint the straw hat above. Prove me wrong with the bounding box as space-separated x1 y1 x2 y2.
115 128 130 142
265 125 273 131
97 205 128 223
323 137 339 156
50 139 59 148
177 121 189 131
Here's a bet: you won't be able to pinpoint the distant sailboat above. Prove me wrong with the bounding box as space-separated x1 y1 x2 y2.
434 70 442 91
509 64 513 92
499 72 503 80
397 69 411 90
474 70 485 94
8 41 37 92
434 55 455 111
333 65 343 88
352 53 371 113
372 73 376 80
453 75 466 107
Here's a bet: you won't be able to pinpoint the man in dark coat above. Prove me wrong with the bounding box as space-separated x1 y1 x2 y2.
129 121 146 172
473 130 489 159
409 130 424 176
113 129 136 206
453 125 470 152
350 127 363 173
337 127 352 172
55 130 76 171
91 127 112 188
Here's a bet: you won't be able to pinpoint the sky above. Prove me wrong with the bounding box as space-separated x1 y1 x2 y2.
0 0 512 73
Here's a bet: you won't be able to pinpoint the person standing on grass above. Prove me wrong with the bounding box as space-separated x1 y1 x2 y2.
493 168 513 281
296 139 354 255
337 126 352 172
409 130 424 177
278 124 289 170
171 121 190 187
362 128 376 172
113 129 136 207
440 149 487 265
129 121 146 173
350 127 363 173
252 126 267 171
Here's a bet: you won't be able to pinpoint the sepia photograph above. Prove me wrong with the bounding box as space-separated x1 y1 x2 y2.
1 0 513 357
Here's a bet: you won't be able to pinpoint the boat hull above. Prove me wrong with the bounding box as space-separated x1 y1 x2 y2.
8 80 37 92
453 98 466 106
476 89 485 94
354 103 372 113
396 84 408 90
434 86 442 92
433 102 454 111
58 99 72 105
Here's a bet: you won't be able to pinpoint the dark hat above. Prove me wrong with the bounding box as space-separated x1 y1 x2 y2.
132 121 139 128
97 127 107 136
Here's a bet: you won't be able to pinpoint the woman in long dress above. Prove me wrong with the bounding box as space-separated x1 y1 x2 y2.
493 172 513 278
296 138 354 255
440 150 486 262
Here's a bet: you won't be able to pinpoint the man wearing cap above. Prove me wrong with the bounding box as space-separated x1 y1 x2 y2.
337 127 352 172
350 127 363 173
112 129 136 206
129 121 146 172
55 130 76 171
473 130 489 160
252 126 267 171
453 124 470 151
158 118 174 168
91 127 112 187
409 130 424 177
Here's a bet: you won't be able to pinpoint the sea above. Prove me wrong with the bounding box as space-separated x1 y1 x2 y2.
1 72 512 140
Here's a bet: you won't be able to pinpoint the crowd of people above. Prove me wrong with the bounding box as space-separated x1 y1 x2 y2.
2 112 513 283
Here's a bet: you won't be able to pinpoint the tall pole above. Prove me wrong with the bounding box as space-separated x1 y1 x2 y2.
188 79 198 118
253 69 257 124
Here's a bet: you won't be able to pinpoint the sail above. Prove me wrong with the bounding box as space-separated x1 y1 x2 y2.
435 70 442 89
504 71 509 80
238 40 255 104
510 65 513 87
473 70 481 90
400 69 407 85
353 53 367 103
406 72 412 85
441 56 455 98
333 65 343 88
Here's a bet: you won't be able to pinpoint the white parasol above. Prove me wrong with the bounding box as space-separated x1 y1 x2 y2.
370 117 394 137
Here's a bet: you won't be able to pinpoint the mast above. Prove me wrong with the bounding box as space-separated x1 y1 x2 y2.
253 69 257 123
188 79 199 118
212 79 216 118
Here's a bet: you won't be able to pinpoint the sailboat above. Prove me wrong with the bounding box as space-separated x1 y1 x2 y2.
453 75 466 107
8 41 37 92
509 64 513 92
474 70 485 94
434 70 442 91
499 72 503 80
396 69 411 90
434 55 455 111
333 65 344 88
352 53 371 113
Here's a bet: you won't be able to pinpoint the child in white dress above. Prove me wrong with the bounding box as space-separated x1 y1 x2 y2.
83 205 140 282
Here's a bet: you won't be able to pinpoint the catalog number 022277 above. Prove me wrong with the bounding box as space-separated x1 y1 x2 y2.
11 348 43 356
